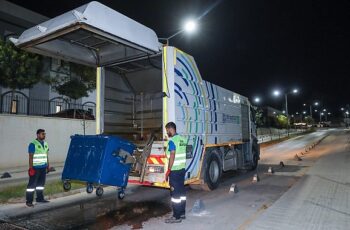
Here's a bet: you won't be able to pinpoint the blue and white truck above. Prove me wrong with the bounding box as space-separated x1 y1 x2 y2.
12 1 259 191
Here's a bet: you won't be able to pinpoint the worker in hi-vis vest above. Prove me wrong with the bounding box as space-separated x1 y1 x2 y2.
26 129 50 207
164 122 187 223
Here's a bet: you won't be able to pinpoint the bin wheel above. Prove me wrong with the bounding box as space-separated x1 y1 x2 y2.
96 187 104 197
118 190 125 200
86 183 93 194
63 181 71 192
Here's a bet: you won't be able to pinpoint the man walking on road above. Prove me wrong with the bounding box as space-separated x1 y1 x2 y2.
164 122 187 224
26 129 50 207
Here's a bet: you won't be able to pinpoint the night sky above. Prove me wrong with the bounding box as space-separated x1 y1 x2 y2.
8 0 350 116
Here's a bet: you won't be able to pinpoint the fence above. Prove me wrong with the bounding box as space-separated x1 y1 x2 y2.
0 91 96 119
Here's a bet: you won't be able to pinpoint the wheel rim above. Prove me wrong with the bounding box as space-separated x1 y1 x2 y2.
209 160 219 183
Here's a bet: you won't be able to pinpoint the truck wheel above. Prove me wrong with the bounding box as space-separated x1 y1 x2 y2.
63 181 71 191
203 151 222 191
251 154 259 170
96 187 104 197
86 183 93 194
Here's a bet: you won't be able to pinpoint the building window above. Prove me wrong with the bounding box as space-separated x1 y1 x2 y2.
11 100 18 114
55 105 62 113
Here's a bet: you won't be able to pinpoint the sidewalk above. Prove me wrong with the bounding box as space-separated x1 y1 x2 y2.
247 130 350 229
0 164 64 189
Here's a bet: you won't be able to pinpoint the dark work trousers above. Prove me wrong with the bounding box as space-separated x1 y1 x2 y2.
169 169 186 219
26 168 46 203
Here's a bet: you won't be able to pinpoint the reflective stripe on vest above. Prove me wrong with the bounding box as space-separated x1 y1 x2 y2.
31 140 48 167
166 135 187 171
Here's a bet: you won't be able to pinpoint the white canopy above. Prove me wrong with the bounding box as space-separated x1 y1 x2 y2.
11 1 162 67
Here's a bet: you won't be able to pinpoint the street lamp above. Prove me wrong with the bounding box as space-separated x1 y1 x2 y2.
273 88 298 134
160 19 198 45
253 97 261 104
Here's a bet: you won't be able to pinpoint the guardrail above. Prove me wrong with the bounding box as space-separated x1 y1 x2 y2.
258 129 305 143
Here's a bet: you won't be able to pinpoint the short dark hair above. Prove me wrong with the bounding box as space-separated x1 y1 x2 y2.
36 129 45 135
165 122 176 131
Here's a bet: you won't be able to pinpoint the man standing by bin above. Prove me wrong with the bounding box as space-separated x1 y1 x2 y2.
26 129 50 207
164 122 187 223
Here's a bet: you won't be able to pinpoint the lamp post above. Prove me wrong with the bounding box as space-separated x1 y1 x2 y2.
273 88 298 135
159 19 198 45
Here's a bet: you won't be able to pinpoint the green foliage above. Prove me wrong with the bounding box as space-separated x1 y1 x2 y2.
52 63 95 100
304 116 314 124
254 107 265 127
0 39 43 90
274 114 288 128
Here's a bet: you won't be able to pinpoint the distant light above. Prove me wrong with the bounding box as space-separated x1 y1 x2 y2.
184 19 197 33
273 111 276 114
291 115 294 118
282 110 285 114
303 111 306 114
273 90 280 96
328 112 331 115
314 102 319 106
321 112 324 115
254 97 260 103
296 112 299 115
346 111 349 115
323 109 326 112
303 103 306 106
341 107 344 111
314 109 318 112
293 89 298 94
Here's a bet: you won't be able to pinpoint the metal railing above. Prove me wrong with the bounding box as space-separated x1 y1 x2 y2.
0 93 95 119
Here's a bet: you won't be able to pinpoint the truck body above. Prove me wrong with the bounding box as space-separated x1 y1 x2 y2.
12 1 259 190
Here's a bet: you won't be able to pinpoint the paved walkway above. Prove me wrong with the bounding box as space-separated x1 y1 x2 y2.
247 130 350 230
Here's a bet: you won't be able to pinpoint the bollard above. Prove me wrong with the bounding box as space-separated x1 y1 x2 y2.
279 161 285 167
267 166 274 174
229 184 238 194
294 154 302 161
252 174 260 183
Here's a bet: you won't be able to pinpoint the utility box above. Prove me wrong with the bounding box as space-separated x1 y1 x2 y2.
62 135 135 191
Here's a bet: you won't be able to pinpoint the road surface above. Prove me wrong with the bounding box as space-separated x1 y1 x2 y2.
1 128 347 230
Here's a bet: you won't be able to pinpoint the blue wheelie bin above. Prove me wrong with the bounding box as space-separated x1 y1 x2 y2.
61 135 135 199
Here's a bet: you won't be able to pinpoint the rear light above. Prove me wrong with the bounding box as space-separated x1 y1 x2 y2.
147 166 164 173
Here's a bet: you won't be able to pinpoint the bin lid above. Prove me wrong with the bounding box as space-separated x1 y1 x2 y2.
10 1 162 67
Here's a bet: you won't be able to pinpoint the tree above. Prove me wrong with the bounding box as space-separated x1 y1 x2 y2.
0 39 43 98
52 63 95 100
274 114 288 129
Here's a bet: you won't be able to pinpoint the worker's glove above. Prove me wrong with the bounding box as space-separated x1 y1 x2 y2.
46 164 50 174
28 167 36 177
165 169 171 182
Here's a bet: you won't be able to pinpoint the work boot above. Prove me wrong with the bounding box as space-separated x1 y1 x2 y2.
180 214 186 220
26 202 34 207
165 216 182 224
36 199 49 203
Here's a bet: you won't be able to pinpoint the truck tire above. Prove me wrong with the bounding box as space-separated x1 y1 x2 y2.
202 151 222 191
63 181 71 192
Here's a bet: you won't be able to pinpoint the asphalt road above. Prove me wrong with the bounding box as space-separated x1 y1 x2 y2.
0 128 338 230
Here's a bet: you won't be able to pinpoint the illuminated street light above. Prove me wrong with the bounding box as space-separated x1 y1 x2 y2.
254 97 260 103
303 111 306 114
323 109 327 112
346 111 349 115
314 109 318 112
303 103 306 106
341 107 344 111
184 19 197 33
160 19 198 45
328 112 331 115
296 112 299 115
292 89 298 94
314 102 319 106
273 90 280 96
282 110 286 114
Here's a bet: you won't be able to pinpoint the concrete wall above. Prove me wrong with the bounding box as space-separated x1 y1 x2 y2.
0 114 96 170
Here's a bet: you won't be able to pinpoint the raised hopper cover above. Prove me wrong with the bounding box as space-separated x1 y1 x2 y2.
11 1 161 66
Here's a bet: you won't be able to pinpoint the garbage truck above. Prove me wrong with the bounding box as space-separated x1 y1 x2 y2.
11 1 260 193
